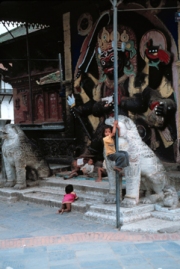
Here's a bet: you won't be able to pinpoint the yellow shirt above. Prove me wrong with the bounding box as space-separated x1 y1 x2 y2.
103 135 116 156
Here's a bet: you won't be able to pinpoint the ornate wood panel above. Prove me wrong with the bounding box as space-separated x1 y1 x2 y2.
11 72 64 124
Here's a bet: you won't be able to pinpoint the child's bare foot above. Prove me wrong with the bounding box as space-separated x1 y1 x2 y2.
56 209 62 214
63 176 70 180
95 178 102 182
113 166 122 172
64 172 78 180
114 167 124 176
57 209 64 214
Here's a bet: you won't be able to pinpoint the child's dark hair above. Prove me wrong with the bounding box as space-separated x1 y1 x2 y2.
65 184 73 194
103 125 113 137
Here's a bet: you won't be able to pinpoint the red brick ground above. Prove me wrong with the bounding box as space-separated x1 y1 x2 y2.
1 232 180 249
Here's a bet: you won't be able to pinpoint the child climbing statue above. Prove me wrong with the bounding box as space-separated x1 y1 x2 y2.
103 121 129 174
57 184 78 214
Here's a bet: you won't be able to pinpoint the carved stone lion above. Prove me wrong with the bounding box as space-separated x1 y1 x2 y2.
105 115 179 208
0 124 51 189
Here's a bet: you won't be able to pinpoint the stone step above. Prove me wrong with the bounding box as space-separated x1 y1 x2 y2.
55 171 98 178
0 177 112 213
39 177 110 197
0 187 90 213
151 204 180 221
23 187 105 203
120 217 180 233
84 211 152 226
49 164 71 176
84 204 154 225
151 211 180 221
21 192 87 213
84 202 180 226
0 176 112 215
86 203 154 217
83 212 116 226
84 210 153 226
0 194 18 203
55 171 110 184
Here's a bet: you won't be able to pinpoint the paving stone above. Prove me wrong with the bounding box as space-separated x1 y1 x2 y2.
155 265 180 269
124 265 154 269
148 256 180 267
47 244 70 252
70 242 110 251
79 259 122 269
48 250 76 261
117 254 147 267
25 259 49 269
160 241 180 252
110 243 140 255
140 250 172 259
50 265 80 269
134 242 164 252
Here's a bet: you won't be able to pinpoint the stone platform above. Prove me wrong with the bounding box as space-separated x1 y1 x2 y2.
0 161 180 233
0 172 180 232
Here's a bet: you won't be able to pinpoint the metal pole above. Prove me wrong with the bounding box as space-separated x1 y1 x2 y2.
25 23 33 124
58 53 64 97
112 0 121 229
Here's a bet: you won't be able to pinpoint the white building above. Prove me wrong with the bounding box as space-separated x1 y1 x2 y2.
0 67 14 124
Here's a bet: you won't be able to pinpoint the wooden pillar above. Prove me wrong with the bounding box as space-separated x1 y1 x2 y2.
175 1 180 162
63 12 72 119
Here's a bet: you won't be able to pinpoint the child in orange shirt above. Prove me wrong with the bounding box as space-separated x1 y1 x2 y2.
103 120 129 173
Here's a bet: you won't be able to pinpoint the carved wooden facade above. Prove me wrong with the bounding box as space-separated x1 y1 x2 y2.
11 73 63 124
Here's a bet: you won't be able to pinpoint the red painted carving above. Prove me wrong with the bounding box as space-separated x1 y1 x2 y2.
49 93 57 118
11 72 63 124
36 94 45 120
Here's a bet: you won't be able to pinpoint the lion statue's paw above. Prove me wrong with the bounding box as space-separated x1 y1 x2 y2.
121 197 137 207
4 181 16 188
14 183 26 190
139 197 152 204
104 194 116 204
163 186 179 208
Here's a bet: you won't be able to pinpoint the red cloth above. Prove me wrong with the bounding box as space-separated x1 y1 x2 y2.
62 192 77 204
149 101 159 110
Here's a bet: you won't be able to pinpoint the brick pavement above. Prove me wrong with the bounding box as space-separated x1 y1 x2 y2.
1 232 180 250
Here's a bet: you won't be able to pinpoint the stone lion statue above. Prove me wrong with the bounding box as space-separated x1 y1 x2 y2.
105 115 179 208
0 124 51 189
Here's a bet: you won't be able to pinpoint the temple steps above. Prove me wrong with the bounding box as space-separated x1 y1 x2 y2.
0 161 180 232
84 204 154 225
0 176 110 214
